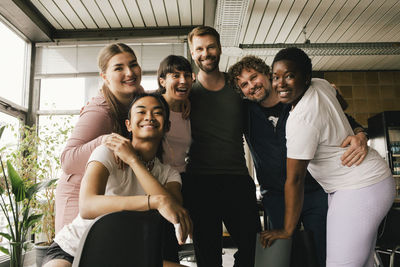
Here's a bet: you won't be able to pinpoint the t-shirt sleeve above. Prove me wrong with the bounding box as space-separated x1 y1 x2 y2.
87 145 116 175
286 115 320 160
163 166 182 185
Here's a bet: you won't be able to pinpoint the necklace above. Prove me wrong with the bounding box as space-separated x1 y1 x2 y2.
140 157 155 171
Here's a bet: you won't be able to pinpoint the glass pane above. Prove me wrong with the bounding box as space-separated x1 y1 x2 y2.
0 112 21 254
0 112 22 154
0 21 27 106
40 77 101 110
37 115 78 180
142 75 158 92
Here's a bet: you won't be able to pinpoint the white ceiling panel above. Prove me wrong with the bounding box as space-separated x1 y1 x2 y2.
316 0 359 43
39 0 74 29
69 0 97 28
164 0 180 25
53 0 85 28
312 55 331 70
382 21 400 42
109 0 134 28
347 0 398 42
178 0 192 25
191 0 204 25
284 0 320 43
360 1 400 42
31 0 63 29
274 0 308 43
151 0 169 26
123 0 145 27
263 0 294 44
308 0 343 42
11 0 399 71
358 1 400 42
136 0 157 26
253 0 281 44
81 0 110 28
96 0 121 27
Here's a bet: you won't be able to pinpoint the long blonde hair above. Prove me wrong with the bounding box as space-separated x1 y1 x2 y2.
98 43 139 137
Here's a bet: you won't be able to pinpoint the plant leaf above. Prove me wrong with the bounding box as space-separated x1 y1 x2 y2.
0 232 11 240
26 179 57 200
0 246 9 255
6 160 26 201
25 214 43 229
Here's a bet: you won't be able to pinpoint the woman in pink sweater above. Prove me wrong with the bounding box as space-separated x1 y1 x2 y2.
55 43 143 232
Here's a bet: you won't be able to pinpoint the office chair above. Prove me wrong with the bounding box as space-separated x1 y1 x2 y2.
72 210 164 267
375 206 400 267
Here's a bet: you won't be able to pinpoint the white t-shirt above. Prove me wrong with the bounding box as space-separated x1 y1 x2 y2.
286 78 391 193
54 145 181 256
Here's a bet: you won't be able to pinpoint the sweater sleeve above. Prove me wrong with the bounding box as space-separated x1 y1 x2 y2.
61 101 113 175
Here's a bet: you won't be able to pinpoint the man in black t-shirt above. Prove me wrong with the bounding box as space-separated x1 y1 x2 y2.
183 27 260 267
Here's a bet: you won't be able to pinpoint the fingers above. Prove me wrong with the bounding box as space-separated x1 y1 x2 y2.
340 136 351 148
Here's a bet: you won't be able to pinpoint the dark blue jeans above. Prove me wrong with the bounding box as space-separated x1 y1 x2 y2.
262 188 328 267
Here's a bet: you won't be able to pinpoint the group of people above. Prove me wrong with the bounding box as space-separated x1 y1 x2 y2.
42 26 394 267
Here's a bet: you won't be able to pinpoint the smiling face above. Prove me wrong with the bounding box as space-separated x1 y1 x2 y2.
126 96 166 141
272 59 308 106
159 69 193 102
190 34 221 73
101 52 142 102
236 68 271 103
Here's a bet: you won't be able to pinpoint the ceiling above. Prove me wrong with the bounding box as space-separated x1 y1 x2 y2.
1 0 400 71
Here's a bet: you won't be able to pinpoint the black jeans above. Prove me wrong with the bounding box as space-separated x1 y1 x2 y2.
182 174 260 267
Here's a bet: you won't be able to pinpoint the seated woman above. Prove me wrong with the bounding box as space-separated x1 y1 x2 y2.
43 93 192 267
262 47 395 267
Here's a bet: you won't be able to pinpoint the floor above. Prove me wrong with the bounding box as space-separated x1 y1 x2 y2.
180 248 237 267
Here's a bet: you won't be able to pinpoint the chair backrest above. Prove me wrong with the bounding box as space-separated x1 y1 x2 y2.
377 206 400 249
72 210 164 267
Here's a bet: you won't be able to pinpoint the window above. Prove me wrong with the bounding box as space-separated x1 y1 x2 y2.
39 76 101 111
0 20 28 107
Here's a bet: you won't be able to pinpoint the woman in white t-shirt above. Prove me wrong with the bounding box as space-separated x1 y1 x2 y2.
43 93 192 267
262 47 394 267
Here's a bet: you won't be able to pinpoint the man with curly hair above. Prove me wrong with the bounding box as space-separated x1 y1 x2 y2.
228 55 369 267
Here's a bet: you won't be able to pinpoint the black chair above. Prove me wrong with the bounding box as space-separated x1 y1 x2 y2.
72 210 164 267
375 206 400 267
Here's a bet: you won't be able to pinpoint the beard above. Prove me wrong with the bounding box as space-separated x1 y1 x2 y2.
251 86 269 103
196 55 220 73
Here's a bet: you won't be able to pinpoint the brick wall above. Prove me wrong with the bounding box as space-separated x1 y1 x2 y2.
322 71 400 127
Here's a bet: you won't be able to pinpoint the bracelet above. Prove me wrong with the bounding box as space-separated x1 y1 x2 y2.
148 195 151 210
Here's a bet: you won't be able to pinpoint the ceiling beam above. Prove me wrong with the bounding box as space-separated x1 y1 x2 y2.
238 42 400 56
0 0 53 42
52 26 199 41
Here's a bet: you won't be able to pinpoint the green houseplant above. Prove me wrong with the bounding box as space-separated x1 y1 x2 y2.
0 125 56 267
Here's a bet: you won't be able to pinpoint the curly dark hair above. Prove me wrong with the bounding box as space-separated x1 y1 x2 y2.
228 55 270 98
272 47 312 80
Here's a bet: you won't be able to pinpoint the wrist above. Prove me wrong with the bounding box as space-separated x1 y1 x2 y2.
150 194 166 210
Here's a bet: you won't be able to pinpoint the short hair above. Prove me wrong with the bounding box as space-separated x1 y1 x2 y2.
188 26 221 49
157 55 193 93
272 47 312 79
228 56 270 98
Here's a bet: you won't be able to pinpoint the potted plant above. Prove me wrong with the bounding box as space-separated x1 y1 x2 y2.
0 125 56 267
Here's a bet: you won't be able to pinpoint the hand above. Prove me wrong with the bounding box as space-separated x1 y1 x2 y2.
102 133 139 166
156 195 193 245
340 132 368 167
260 229 291 248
